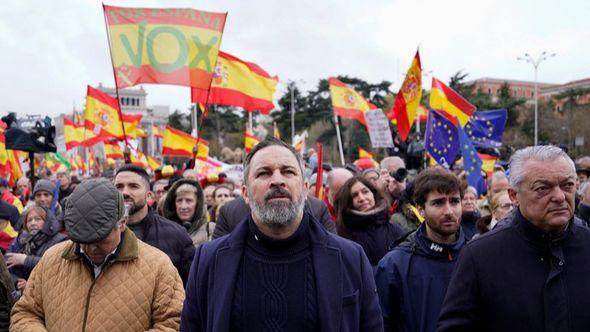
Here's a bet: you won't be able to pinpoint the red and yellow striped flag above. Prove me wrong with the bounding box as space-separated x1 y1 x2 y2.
104 5 227 89
244 131 260 153
152 125 164 138
329 77 377 126
358 147 374 160
162 126 208 158
191 51 278 114
122 114 145 139
64 117 86 150
131 150 149 168
104 140 124 159
478 153 498 177
147 156 161 170
84 85 124 145
387 51 422 141
430 77 475 127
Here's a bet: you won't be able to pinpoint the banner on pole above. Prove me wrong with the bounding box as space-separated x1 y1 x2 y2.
363 109 394 148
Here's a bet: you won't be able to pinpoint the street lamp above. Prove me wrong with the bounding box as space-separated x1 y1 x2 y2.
517 51 556 146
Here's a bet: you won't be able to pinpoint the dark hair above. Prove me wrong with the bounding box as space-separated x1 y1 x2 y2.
116 164 150 188
213 184 232 200
243 137 304 185
335 176 387 226
413 168 463 207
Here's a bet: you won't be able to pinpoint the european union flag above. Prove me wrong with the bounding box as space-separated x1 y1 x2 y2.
425 109 459 169
458 125 486 195
464 109 507 149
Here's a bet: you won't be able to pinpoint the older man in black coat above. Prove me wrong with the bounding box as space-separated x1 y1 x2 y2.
438 145 590 332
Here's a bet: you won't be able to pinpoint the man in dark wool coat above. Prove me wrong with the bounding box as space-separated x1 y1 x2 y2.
438 145 590 332
180 137 383 332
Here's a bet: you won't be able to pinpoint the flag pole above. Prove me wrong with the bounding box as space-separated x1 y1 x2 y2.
333 114 345 165
102 4 128 147
248 112 253 132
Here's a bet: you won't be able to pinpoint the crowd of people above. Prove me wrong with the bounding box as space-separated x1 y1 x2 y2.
0 138 589 331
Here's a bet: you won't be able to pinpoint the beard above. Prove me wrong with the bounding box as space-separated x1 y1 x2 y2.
124 196 147 216
249 186 306 228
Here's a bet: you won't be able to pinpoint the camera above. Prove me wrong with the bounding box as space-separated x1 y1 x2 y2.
390 168 408 183
1 113 56 153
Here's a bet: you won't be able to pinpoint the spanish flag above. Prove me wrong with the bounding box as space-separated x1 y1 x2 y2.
122 114 145 139
162 126 208 158
84 85 124 145
104 5 227 89
329 77 377 126
104 140 124 159
430 77 475 127
478 153 497 177
387 51 422 141
152 125 164 138
358 147 374 160
0 123 7 170
131 150 149 168
147 156 161 170
191 51 278 114
244 131 260 153
64 117 86 150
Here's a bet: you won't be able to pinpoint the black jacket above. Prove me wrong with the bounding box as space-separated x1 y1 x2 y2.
9 210 67 280
438 209 590 332
129 208 195 284
339 205 404 267
212 196 336 239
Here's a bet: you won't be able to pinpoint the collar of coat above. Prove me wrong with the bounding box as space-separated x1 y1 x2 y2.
61 227 138 262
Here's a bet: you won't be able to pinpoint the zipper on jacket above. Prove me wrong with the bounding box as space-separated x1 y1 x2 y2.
81 260 116 332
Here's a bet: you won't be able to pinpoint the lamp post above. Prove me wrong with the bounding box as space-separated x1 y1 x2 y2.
517 51 555 146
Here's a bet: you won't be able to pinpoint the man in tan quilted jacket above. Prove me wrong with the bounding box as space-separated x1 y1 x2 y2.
10 178 185 332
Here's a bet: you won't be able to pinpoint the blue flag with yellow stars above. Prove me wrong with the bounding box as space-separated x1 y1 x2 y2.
458 124 486 195
464 109 507 149
425 109 459 168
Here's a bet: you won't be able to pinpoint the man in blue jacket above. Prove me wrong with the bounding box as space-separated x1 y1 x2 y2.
180 137 383 332
438 145 590 331
375 168 466 332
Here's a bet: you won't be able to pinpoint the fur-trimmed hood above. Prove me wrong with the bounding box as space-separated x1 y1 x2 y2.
162 178 207 235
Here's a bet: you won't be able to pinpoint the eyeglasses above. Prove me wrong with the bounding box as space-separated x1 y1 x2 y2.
496 203 513 210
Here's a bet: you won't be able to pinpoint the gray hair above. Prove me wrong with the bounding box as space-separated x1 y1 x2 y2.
243 137 305 185
380 156 405 170
508 145 575 191
464 186 478 197
175 183 197 196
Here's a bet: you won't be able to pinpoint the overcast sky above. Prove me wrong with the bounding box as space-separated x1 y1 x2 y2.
1 0 589 119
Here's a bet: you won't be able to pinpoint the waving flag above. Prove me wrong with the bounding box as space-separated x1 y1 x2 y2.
104 5 227 89
464 109 507 148
479 153 498 177
162 126 208 158
358 147 374 160
152 125 164 138
84 85 124 145
244 131 260 153
387 51 422 141
104 140 124 159
64 117 86 150
329 77 377 126
122 114 145 139
191 51 278 114
458 125 485 195
425 109 459 168
430 77 475 127
147 156 161 170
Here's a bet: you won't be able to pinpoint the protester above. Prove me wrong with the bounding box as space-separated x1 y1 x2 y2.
0 208 17 254
575 156 590 183
335 176 404 267
6 206 67 294
325 167 354 220
181 137 383 331
17 179 62 230
477 170 510 216
0 199 19 232
475 190 513 236
152 178 168 203
56 171 74 203
162 178 214 246
380 156 407 202
438 145 590 331
208 184 233 223
14 178 31 207
576 180 590 224
114 165 195 284
306 172 327 198
182 168 198 180
0 179 23 213
460 186 480 239
389 182 423 233
376 168 466 332
361 168 381 190
10 178 184 331
202 184 216 210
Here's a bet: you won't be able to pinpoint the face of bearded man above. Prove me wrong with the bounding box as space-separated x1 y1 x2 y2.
243 145 308 228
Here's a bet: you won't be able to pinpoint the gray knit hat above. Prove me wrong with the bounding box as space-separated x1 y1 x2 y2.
32 179 54 197
64 178 125 244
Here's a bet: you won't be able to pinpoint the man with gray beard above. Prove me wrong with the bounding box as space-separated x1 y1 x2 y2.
181 137 383 332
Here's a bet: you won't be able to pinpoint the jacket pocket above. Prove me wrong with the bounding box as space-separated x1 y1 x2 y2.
342 289 359 306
